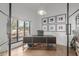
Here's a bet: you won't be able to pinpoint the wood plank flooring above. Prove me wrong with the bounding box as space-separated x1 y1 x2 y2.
1 45 76 56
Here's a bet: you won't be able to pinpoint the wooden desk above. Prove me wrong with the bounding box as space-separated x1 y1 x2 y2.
23 35 56 49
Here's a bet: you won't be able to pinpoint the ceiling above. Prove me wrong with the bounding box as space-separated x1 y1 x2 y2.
12 3 66 19
12 3 66 13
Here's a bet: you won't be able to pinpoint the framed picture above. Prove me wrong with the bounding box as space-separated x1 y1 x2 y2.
49 25 56 31
48 16 55 24
57 14 66 23
76 14 79 24
42 25 48 31
57 24 66 32
42 18 48 24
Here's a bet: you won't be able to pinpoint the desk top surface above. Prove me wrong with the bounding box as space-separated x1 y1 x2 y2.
24 35 56 37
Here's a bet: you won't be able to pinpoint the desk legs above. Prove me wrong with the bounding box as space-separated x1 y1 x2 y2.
22 43 25 51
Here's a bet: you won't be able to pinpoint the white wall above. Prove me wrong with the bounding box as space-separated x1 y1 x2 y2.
36 3 67 46
12 3 68 46
0 3 9 52
35 3 79 46
69 3 79 46
1 3 79 52
12 3 40 35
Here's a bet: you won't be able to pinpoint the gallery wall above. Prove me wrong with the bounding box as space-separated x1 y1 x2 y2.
12 3 68 46
36 3 67 46
7 3 79 47
36 3 79 46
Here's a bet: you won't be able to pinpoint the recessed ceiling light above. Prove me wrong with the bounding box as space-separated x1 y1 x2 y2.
38 10 47 16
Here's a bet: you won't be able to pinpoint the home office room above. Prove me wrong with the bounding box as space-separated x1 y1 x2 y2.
0 2 79 56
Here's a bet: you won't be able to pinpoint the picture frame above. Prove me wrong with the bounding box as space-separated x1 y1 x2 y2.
48 16 55 24
76 14 79 24
42 18 48 24
57 14 66 23
57 24 66 32
42 25 48 31
48 25 56 31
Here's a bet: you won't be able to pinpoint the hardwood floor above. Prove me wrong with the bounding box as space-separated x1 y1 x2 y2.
1 45 76 56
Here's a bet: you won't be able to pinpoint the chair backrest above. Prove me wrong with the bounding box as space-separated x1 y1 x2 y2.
37 30 44 36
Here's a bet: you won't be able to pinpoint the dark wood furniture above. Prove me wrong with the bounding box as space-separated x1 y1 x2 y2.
71 36 79 56
23 35 56 49
75 37 79 56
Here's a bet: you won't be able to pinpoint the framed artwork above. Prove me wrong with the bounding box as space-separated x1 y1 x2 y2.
42 18 48 24
49 25 56 31
57 24 66 32
57 14 66 23
42 25 48 31
48 16 55 24
76 14 79 24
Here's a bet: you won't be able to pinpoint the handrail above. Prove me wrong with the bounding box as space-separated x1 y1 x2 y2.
0 10 8 16
69 9 79 17
0 41 8 47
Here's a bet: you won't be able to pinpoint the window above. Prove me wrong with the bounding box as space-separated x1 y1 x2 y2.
11 18 30 43
11 18 17 43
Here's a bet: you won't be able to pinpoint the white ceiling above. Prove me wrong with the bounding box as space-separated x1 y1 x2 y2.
12 3 66 19
12 3 66 13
